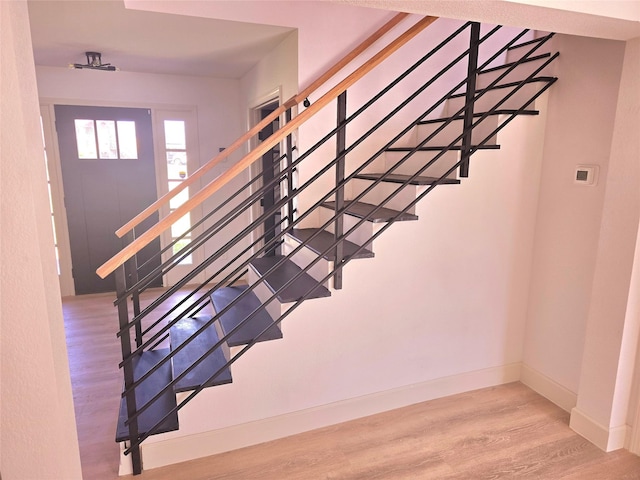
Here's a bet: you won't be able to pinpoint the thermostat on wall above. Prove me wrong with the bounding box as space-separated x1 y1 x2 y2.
575 165 599 186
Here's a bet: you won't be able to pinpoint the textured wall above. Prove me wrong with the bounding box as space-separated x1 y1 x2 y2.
0 1 82 478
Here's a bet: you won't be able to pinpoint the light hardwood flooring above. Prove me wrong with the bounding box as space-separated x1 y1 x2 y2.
63 292 640 479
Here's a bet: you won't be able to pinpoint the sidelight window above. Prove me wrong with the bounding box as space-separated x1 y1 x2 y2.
163 120 192 264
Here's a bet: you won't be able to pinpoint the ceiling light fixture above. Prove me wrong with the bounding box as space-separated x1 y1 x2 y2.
69 51 118 71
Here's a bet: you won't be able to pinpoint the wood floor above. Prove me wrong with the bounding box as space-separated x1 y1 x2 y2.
63 292 640 479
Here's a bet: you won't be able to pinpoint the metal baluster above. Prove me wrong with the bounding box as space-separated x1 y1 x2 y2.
124 230 142 347
115 265 142 474
285 108 295 229
334 92 347 290
460 22 480 177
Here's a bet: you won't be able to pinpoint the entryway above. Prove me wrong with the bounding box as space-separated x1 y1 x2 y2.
54 105 162 294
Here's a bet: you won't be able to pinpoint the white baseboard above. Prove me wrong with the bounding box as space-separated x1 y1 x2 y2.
520 363 577 412
120 363 521 474
570 407 630 452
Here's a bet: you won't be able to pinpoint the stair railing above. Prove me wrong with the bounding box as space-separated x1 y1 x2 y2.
97 14 438 281
117 19 487 370
123 45 557 457
115 19 557 465
110 13 432 472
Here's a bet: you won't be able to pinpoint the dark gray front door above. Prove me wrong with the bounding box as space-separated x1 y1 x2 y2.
55 105 162 294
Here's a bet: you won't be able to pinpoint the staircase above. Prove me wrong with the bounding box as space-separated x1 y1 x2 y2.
97 14 558 474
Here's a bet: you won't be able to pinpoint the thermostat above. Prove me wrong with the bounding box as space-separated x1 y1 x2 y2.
575 165 599 186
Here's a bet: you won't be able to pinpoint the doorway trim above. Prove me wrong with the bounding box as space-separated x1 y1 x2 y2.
247 87 282 256
40 104 74 296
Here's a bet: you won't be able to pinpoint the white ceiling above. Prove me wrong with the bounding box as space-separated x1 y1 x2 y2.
27 0 295 78
339 0 640 41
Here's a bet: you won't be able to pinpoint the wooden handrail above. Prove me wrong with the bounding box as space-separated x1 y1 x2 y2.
97 14 438 279
115 11 410 239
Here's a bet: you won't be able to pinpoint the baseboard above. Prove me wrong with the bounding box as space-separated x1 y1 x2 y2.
119 363 521 474
570 407 630 452
520 363 577 412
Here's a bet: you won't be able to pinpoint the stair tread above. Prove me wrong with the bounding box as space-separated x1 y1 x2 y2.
250 255 331 303
288 228 374 261
448 76 556 99
418 110 539 125
479 52 551 74
116 348 179 442
211 286 283 347
322 200 418 223
386 144 500 151
354 173 460 186
170 316 232 393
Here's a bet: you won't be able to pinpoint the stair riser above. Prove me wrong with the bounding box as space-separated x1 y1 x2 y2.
506 39 552 64
476 57 552 89
282 236 333 289
446 82 543 117
387 128 418 148
349 179 417 215
415 115 499 146
319 205 380 248
211 318 231 366
247 266 289 326
384 150 460 180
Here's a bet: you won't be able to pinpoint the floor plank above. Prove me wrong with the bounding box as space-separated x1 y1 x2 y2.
62 292 640 479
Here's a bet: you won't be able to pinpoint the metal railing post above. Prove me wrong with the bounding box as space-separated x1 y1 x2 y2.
124 230 142 347
334 91 347 290
460 22 480 177
285 108 295 229
115 265 142 474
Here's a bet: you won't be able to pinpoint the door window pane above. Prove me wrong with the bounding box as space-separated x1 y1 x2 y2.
169 185 189 209
164 120 186 149
167 152 188 180
164 119 192 264
170 213 191 238
117 121 138 159
173 238 193 263
96 120 118 159
74 119 97 159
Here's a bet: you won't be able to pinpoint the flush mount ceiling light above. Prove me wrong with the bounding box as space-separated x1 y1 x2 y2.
69 51 119 71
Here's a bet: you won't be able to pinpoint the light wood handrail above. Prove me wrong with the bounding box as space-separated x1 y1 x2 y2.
97 14 438 279
115 11 410 239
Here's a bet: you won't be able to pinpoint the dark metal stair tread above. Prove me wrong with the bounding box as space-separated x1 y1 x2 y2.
448 76 556 98
354 173 460 186
170 316 232 393
386 145 500 152
479 52 551 74
250 255 331 303
116 348 179 442
211 286 282 347
288 228 374 261
418 110 539 125
321 200 418 223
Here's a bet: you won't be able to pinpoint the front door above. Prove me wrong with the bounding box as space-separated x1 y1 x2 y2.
54 105 162 294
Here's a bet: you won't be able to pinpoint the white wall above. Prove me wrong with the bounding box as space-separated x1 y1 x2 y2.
523 35 626 394
240 31 298 108
504 0 640 22
570 35 640 451
0 1 82 478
